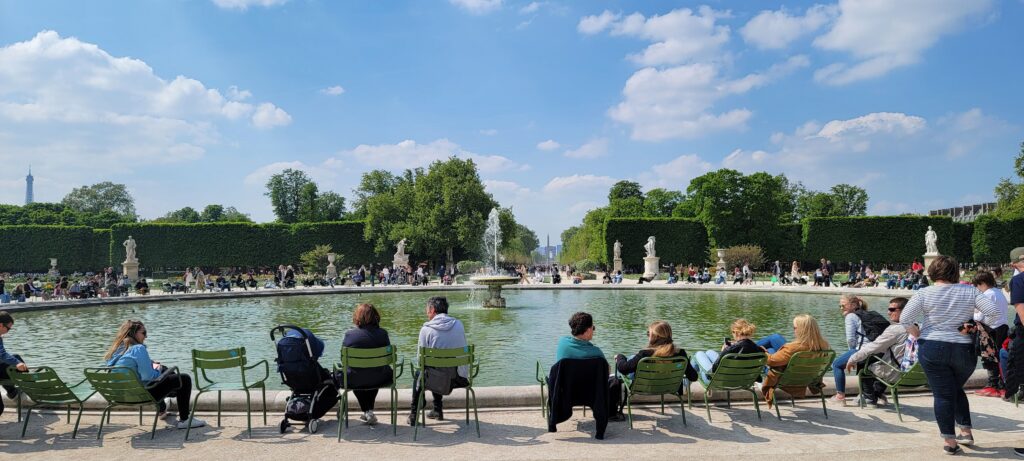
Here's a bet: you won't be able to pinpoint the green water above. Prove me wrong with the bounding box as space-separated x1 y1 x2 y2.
4 289 894 388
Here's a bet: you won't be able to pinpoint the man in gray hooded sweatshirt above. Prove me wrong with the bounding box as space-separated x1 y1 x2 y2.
408 296 469 425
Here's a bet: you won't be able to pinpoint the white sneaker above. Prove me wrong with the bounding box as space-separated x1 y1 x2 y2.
359 411 378 425
176 417 207 429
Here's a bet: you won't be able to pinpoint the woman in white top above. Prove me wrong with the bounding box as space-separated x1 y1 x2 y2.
971 271 1009 397
900 256 1000 455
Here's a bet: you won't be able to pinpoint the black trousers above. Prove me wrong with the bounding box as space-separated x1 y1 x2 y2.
147 372 193 421
354 390 379 412
984 325 1009 389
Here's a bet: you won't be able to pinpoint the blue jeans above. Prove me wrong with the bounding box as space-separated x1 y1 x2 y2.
1001 347 1010 382
917 339 975 439
756 334 787 354
694 350 719 385
833 349 858 393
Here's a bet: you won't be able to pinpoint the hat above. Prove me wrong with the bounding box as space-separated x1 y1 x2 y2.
1011 247 1024 263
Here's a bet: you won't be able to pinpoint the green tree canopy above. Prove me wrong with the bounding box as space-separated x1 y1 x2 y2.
62 181 136 220
266 169 347 223
643 188 684 217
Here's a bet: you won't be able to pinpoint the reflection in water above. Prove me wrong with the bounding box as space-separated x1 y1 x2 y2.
7 289 895 388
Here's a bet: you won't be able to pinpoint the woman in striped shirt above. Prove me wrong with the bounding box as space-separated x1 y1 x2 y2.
900 255 1001 455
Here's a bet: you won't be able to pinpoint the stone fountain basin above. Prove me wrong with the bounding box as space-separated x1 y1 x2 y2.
469 275 521 285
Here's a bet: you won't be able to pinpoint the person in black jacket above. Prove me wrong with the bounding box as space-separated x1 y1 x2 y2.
692 318 764 385
614 321 698 391
339 303 393 425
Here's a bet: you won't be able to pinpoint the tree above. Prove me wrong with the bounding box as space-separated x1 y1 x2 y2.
351 170 400 218
608 180 644 203
265 169 313 223
62 182 136 219
829 184 868 216
220 207 252 222
317 192 347 221
200 204 224 222
644 188 684 217
159 207 201 223
297 182 320 223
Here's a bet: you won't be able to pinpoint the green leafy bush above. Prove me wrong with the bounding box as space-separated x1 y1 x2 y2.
972 215 1024 263
604 218 708 268
714 245 766 270
456 260 484 274
953 222 974 263
802 216 954 264
573 259 598 273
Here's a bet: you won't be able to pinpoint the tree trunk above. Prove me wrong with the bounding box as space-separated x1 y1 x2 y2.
447 247 455 275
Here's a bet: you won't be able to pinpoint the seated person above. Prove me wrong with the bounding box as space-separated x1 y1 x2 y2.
408 297 468 425
732 267 743 284
134 278 150 295
761 314 831 408
572 274 583 284
667 273 678 284
0 311 29 417
69 281 82 298
339 304 392 425
614 321 698 391
693 319 764 384
602 273 612 284
554 311 624 421
104 320 206 429
551 272 562 284
246 273 258 289
845 297 914 407
715 268 726 284
612 270 623 284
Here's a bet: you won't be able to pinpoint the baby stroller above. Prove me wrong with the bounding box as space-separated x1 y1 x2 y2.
270 325 339 433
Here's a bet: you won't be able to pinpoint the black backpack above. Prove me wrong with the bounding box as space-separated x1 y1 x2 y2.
853 309 891 343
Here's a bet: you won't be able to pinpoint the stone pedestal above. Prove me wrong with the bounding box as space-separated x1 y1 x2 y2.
483 284 506 308
923 253 939 279
613 258 623 273
643 256 660 280
393 254 409 269
326 253 338 279
716 249 726 270
48 258 59 277
122 260 139 281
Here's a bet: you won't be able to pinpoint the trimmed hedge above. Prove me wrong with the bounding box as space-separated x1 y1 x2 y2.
110 221 383 270
0 225 97 272
972 215 1024 263
802 216 954 264
91 229 111 269
604 218 708 267
952 222 974 264
765 223 804 263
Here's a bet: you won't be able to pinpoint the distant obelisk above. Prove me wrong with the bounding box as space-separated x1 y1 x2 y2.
25 166 34 205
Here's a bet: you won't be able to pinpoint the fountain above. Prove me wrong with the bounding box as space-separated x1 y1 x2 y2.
470 208 519 308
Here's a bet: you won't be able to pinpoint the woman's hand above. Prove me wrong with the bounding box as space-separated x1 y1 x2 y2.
845 362 857 372
614 354 625 361
15 362 28 372
152 361 161 369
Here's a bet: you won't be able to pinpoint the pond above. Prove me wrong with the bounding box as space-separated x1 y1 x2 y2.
5 289 907 388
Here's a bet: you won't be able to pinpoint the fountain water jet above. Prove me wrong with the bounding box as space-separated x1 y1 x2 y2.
470 208 519 308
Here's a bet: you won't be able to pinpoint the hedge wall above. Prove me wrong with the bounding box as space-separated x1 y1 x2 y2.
952 222 974 264
0 225 97 272
802 216 954 264
604 218 709 267
91 229 111 270
972 215 1024 263
109 221 382 270
765 223 804 263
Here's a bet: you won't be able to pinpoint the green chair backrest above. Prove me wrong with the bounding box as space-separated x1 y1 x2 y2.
84 367 156 405
630 356 689 395
707 352 768 390
894 362 928 388
192 347 248 385
775 350 836 388
339 345 397 388
6 366 80 404
419 346 474 369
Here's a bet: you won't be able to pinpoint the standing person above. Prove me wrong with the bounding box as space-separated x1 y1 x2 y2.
900 256 1000 455
971 271 1009 397
104 320 206 429
1007 251 1024 458
408 297 468 425
0 311 28 417
340 304 392 425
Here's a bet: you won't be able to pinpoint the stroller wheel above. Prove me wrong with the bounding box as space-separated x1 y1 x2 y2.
309 419 320 434
279 419 290 434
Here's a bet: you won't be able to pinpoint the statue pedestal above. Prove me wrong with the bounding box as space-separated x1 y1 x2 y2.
122 260 139 281
643 256 660 280
716 249 727 270
613 258 622 273
48 258 59 277
483 285 506 308
393 254 409 268
923 253 939 279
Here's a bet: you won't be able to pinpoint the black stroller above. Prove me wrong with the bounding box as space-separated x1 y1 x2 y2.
270 325 339 433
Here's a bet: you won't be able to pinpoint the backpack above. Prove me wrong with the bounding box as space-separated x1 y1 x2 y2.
853 309 891 343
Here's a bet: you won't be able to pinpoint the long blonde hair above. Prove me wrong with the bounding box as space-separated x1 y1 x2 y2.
792 314 830 351
646 321 678 357
104 320 145 360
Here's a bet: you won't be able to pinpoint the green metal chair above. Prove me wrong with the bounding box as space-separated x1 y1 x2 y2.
698 352 768 422
535 360 602 419
0 376 24 422
334 345 404 438
616 356 691 429
6 366 95 438
84 366 177 440
767 350 835 420
187 347 269 440
859 359 928 422
411 345 480 441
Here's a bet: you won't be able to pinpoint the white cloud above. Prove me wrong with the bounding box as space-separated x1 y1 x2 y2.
479 128 498 136
484 179 531 198
449 0 502 15
741 4 837 50
812 0 996 85
936 108 1014 158
564 138 609 159
815 112 926 141
227 85 252 101
542 174 616 193
609 56 808 141
252 102 292 129
536 139 560 151
519 2 540 14
212 0 289 10
320 85 345 96
337 138 527 173
637 154 713 189
578 10 620 35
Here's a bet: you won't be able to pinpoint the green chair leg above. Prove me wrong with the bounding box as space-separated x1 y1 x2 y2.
245 389 252 437
97 407 111 440
185 391 204 440
469 387 480 438
626 395 633 429
150 404 159 439
892 388 903 422
726 390 731 408
821 392 828 419
391 387 398 436
67 405 71 423
465 388 470 425
413 387 425 441
704 391 712 422
19 405 34 438
337 390 347 441
660 394 666 414
217 391 222 426
774 397 782 420
139 406 143 425
72 405 84 439
678 395 687 427
751 390 762 420
262 385 268 425
539 384 546 417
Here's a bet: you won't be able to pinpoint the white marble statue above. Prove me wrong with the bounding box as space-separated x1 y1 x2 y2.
123 235 138 262
613 240 622 260
644 236 656 258
395 238 407 257
925 226 938 255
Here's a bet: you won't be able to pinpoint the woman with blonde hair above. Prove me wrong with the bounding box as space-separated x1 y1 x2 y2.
832 293 868 403
693 319 765 385
104 320 205 429
761 314 831 408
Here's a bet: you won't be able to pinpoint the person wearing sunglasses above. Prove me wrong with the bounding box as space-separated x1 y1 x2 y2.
103 320 205 429
844 297 915 408
0 311 28 417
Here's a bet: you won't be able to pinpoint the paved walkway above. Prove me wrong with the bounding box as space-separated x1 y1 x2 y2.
3 393 1022 460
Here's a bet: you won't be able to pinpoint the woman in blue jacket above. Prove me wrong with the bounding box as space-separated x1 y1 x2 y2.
104 320 206 429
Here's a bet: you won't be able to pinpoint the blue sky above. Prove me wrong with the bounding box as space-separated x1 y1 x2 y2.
0 0 1021 244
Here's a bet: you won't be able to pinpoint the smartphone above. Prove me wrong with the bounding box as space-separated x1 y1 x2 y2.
723 337 732 346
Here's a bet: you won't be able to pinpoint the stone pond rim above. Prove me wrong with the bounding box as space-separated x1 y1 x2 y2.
469 275 521 308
